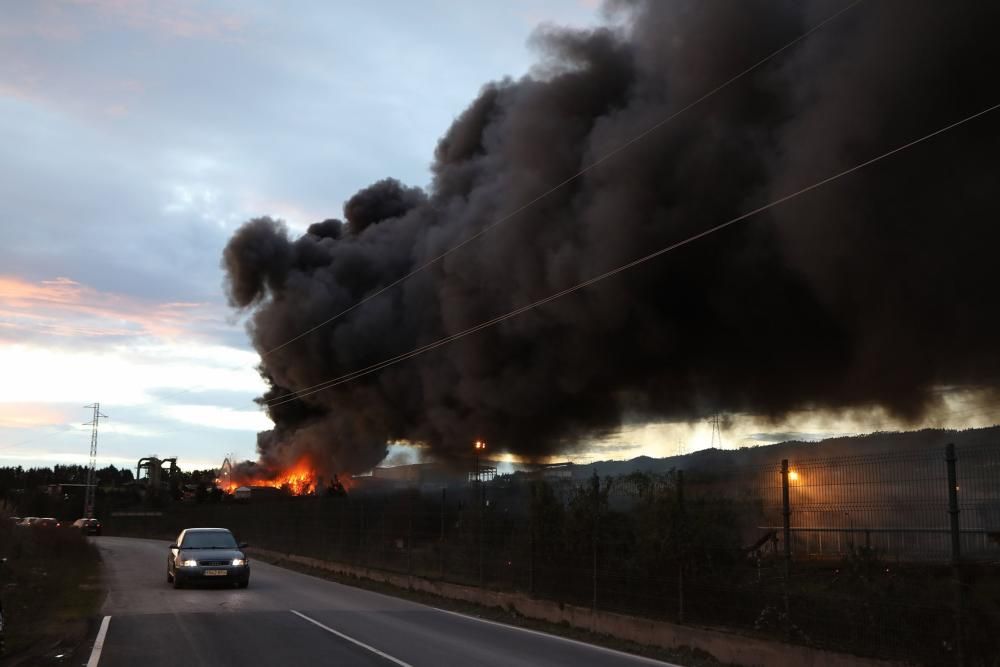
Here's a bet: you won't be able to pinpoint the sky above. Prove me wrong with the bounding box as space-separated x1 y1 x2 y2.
2 1 997 473
0 0 603 471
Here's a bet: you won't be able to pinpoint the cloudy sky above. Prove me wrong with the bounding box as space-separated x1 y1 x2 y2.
2 1 997 473
0 0 605 470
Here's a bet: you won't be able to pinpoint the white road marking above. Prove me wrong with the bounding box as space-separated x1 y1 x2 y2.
431 607 682 667
86 615 111 667
290 609 412 666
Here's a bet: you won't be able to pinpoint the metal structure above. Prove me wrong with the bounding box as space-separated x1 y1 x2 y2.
708 413 724 448
218 457 234 490
465 466 497 483
83 402 107 518
136 456 178 496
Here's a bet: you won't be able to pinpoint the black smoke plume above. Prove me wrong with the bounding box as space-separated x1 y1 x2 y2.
223 0 1000 474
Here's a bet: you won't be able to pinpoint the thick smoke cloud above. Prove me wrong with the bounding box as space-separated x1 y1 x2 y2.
223 0 1000 474
343 178 427 235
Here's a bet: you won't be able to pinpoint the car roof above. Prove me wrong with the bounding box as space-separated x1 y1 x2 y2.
182 527 232 533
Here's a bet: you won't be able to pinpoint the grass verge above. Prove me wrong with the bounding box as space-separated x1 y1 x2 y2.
251 551 728 667
0 524 104 665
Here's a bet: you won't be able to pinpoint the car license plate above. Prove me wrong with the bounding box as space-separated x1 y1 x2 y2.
204 569 227 576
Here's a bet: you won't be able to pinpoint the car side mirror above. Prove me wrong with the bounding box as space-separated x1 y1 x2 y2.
239 542 248 549
169 543 178 549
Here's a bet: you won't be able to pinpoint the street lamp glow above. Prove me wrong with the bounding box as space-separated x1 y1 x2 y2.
474 440 486 450
788 470 800 482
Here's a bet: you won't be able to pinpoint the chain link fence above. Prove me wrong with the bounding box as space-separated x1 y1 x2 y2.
106 443 1000 664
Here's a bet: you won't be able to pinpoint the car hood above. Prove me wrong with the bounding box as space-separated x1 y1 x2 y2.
178 548 245 560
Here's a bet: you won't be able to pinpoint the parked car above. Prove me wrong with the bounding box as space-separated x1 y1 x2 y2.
72 518 102 535
167 528 249 589
17 517 38 526
33 518 60 528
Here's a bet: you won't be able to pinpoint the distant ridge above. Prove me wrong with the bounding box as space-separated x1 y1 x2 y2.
571 426 1000 479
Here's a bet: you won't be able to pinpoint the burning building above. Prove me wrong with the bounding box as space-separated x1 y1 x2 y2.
217 456 351 497
217 456 318 496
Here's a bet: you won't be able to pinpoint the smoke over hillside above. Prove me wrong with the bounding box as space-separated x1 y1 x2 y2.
222 0 1000 474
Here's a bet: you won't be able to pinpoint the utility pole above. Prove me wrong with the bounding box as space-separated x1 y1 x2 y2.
945 443 965 666
708 413 723 449
474 440 486 588
83 403 108 518
780 458 792 639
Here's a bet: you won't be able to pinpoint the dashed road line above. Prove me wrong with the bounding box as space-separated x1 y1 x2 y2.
290 609 412 666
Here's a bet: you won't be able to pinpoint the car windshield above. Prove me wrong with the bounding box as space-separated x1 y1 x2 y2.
181 531 237 549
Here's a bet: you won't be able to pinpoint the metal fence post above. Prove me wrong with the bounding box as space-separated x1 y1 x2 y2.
677 469 685 624
380 500 386 567
320 505 333 560
407 490 414 575
781 458 792 639
946 443 965 666
339 500 347 561
592 471 599 620
359 497 365 564
439 487 446 580
528 482 535 597
479 481 485 588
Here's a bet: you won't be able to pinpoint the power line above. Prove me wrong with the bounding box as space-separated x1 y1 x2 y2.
259 0 865 359
0 425 80 454
262 100 1000 409
0 411 252 468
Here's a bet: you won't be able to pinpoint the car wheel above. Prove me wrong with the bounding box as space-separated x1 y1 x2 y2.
173 575 184 589
238 579 249 589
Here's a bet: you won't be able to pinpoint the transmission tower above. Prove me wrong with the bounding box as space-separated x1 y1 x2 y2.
708 413 724 449
674 439 686 457
83 403 108 518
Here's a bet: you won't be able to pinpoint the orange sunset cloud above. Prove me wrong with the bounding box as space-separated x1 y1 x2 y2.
0 275 212 342
0 402 69 429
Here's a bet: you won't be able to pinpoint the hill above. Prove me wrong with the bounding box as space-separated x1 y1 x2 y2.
572 426 1000 479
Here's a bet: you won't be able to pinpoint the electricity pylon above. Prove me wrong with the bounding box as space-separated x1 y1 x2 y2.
708 413 723 449
83 403 108 518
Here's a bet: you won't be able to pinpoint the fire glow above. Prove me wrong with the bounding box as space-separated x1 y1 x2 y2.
261 458 316 495
220 457 319 496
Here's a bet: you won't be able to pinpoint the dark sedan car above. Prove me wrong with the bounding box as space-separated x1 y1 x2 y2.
167 528 249 589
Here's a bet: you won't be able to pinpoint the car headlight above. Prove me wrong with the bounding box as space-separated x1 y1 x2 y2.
231 558 246 566
181 559 198 567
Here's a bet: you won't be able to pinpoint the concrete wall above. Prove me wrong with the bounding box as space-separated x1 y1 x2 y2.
248 546 898 667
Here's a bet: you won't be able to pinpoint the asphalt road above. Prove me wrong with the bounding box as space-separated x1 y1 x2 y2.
92 536 680 667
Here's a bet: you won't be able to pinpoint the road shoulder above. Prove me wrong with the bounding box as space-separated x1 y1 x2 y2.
250 550 724 667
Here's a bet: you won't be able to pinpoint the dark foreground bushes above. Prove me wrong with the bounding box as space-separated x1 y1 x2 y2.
0 508 102 661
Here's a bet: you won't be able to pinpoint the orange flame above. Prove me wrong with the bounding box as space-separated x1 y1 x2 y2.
216 457 355 496
262 458 316 495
